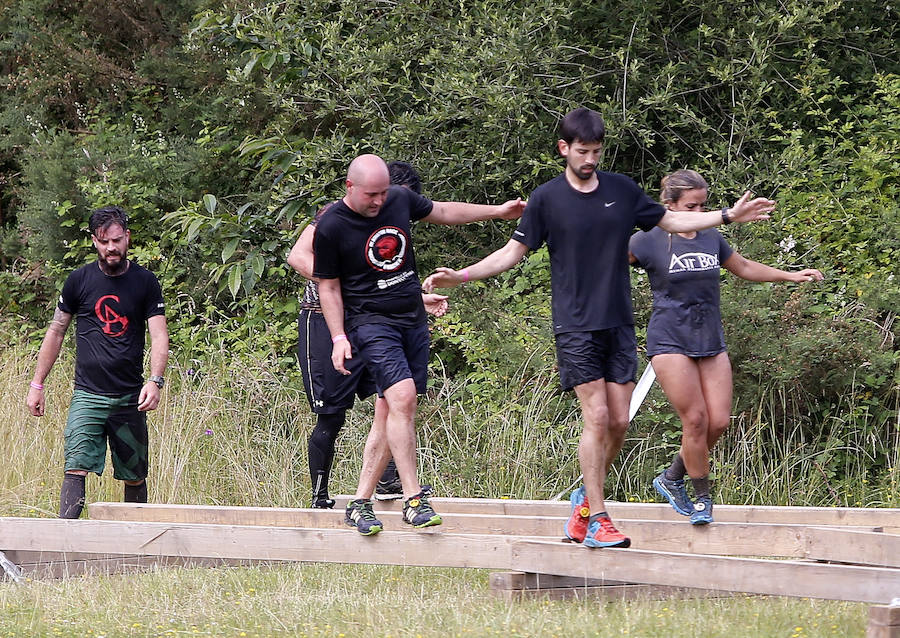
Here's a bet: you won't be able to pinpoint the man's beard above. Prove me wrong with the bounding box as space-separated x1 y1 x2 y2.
98 251 128 275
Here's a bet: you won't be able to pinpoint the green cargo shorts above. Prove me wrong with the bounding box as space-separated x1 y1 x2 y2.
63 389 148 481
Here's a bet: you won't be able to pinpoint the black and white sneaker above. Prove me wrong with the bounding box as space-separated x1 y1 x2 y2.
374 476 403 501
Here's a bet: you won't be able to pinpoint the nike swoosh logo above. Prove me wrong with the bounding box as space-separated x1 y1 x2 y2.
605 201 616 207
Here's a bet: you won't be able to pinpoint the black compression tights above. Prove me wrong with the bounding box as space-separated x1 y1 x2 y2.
308 411 346 500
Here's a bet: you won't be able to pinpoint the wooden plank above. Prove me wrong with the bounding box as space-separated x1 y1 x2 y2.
511 539 900 605
870 605 900 626
0 518 517 570
331 496 900 527
3 518 897 603
490 582 725 602
89 503 896 566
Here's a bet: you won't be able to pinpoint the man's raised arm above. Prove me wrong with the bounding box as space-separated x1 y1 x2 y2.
423 198 525 225
423 239 530 291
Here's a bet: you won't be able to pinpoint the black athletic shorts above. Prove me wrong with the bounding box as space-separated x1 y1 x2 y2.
349 321 430 396
555 326 638 390
297 310 376 414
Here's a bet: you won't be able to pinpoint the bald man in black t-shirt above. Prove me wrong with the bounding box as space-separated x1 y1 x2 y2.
314 153 524 535
26 206 168 519
424 107 776 549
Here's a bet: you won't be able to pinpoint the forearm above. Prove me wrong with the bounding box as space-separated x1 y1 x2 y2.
287 226 316 279
465 240 528 280
657 210 724 233
148 335 169 377
429 201 501 225
32 330 65 384
318 281 346 337
733 261 794 282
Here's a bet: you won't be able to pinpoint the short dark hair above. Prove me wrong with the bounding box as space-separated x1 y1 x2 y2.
559 107 606 145
88 206 129 235
387 161 422 194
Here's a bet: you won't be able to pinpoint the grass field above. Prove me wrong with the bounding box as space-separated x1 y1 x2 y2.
0 564 869 637
0 337 891 637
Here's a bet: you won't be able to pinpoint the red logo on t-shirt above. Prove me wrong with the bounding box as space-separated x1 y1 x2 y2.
366 227 407 272
94 295 129 337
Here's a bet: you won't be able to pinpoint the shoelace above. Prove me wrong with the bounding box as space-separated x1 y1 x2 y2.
597 518 622 535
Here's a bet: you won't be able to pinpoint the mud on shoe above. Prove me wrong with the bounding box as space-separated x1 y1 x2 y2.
402 489 442 528
690 495 714 525
564 486 590 542
652 471 693 516
583 514 631 549
345 498 383 535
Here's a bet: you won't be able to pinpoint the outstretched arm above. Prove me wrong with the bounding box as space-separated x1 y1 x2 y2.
286 224 316 279
723 252 824 283
423 198 525 225
658 191 775 234
26 308 72 417
318 277 353 375
423 239 529 291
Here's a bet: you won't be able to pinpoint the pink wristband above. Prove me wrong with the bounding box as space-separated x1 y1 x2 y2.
332 334 348 344
30 381 44 390
461 268 470 283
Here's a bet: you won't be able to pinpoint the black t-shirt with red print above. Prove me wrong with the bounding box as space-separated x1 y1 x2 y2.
313 185 433 331
58 261 165 396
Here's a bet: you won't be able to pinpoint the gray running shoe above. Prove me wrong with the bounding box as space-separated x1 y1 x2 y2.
653 471 693 516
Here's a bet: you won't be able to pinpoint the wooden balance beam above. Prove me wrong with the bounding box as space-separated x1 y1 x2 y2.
88 502 900 568
330 496 900 528
1 517 898 604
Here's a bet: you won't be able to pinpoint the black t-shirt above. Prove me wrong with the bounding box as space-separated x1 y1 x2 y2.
629 226 734 357
58 261 165 396
313 185 434 330
513 171 665 333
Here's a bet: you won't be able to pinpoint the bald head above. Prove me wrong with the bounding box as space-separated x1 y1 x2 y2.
344 154 391 217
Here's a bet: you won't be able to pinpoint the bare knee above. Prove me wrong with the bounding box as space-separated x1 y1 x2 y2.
680 408 709 440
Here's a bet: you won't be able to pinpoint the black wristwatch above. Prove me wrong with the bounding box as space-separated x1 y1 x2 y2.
148 375 165 389
721 207 732 225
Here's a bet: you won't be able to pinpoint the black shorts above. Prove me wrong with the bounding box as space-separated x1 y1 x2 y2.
555 327 638 391
349 322 430 396
296 310 376 414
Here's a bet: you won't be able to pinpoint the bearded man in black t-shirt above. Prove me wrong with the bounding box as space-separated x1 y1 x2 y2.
314 153 524 535
424 107 776 549
26 206 169 519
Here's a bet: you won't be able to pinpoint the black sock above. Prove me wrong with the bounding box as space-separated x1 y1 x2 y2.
124 480 147 503
588 511 609 524
379 459 399 484
691 475 711 499
308 411 345 500
59 473 86 519
664 453 687 481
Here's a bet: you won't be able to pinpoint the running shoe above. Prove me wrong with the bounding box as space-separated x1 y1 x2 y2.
374 475 403 501
652 471 693 516
402 489 442 528
564 486 591 542
311 497 335 509
345 499 383 535
583 515 631 548
690 495 714 525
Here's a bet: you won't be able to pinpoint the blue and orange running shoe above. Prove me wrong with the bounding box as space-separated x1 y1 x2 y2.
583 514 631 548
564 486 591 542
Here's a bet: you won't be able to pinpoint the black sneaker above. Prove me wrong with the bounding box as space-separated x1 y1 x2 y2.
402 489 442 528
345 499 383 536
311 497 335 509
374 476 403 501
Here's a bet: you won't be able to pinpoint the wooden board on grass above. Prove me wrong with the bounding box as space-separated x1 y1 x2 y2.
89 503 899 567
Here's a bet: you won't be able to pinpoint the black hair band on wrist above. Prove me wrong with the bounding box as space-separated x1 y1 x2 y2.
721 207 732 225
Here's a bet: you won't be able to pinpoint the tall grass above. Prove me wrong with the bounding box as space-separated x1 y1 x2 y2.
2 334 897 514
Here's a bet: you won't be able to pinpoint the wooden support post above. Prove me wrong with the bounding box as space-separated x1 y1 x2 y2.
868 605 900 638
488 570 731 602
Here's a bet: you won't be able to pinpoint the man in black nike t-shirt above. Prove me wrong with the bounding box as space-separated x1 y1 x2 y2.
26 206 169 518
